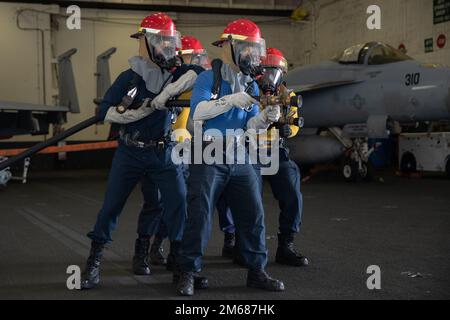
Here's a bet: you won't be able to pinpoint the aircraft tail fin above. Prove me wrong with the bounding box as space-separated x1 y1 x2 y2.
57 49 80 114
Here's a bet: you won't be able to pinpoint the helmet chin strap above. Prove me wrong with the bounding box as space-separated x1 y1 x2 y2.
230 41 237 67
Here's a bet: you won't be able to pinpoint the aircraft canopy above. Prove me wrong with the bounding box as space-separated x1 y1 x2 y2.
333 42 413 65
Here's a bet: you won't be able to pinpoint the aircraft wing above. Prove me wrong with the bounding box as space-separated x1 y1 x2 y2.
0 101 70 112
289 79 364 94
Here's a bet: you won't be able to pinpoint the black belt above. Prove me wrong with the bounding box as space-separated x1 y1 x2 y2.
120 132 168 149
123 139 166 149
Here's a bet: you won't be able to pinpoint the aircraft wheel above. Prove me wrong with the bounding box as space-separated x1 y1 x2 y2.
0 168 12 187
342 159 358 182
400 153 417 173
360 162 374 182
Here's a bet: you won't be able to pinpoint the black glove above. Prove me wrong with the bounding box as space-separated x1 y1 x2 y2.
279 124 292 138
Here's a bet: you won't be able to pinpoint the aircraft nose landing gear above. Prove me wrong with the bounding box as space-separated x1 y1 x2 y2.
342 138 374 182
327 127 378 182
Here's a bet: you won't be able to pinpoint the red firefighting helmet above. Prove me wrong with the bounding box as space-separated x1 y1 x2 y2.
262 47 288 73
179 35 207 55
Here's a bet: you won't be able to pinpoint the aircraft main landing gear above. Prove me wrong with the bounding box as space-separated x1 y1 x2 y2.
0 156 31 187
0 157 12 187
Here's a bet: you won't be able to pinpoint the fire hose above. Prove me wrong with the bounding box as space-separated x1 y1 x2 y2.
0 100 190 171
0 92 303 171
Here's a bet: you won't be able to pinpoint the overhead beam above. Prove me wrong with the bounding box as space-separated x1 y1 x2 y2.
0 0 293 17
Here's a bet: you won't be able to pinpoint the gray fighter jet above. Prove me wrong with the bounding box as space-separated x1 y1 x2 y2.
285 42 450 181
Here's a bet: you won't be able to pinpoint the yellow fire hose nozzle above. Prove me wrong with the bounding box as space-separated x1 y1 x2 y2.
257 94 303 109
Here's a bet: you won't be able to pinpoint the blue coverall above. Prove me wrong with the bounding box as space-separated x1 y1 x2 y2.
177 70 268 272
88 65 203 244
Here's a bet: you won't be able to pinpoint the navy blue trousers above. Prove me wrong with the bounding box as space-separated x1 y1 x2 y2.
138 164 189 239
88 143 186 244
178 162 268 272
216 151 303 235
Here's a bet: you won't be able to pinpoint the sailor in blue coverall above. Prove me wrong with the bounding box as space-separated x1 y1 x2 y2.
175 18 286 296
80 12 203 290
217 48 309 268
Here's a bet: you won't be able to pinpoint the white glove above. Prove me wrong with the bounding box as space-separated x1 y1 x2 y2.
151 69 198 111
104 99 152 124
150 90 170 110
224 92 259 110
193 92 258 121
246 105 281 130
265 105 281 123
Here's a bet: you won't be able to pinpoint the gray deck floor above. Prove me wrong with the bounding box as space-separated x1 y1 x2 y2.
0 168 449 300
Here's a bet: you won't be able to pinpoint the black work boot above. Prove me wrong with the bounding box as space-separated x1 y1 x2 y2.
247 269 285 292
166 241 180 271
275 233 309 267
149 235 167 266
173 271 209 289
132 237 151 275
176 271 195 296
232 249 247 267
81 241 105 290
222 232 235 258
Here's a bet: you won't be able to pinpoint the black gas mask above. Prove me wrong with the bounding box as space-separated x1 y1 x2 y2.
178 53 211 70
230 40 265 79
238 55 265 79
145 35 181 71
259 67 284 95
